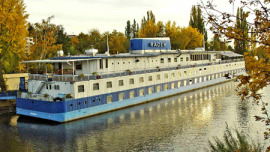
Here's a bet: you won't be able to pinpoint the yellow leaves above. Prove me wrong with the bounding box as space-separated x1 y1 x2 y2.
0 0 28 73
71 37 79 46
109 30 127 54
164 22 203 49
138 20 160 38
177 26 203 49
28 16 61 60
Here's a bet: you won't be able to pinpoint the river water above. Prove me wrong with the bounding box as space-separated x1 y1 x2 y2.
0 81 269 152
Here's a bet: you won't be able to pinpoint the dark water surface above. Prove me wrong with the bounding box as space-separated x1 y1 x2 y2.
0 81 269 152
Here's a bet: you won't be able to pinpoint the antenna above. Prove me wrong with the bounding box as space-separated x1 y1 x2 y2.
203 30 205 51
107 34 109 52
105 34 110 56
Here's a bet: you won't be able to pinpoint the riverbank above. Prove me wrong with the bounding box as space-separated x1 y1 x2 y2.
0 100 16 116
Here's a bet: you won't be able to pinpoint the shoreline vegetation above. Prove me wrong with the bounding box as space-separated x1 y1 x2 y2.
209 124 263 152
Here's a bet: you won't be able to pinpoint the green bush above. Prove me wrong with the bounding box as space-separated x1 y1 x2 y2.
209 124 263 152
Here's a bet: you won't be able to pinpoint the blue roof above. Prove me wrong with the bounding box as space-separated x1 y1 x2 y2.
130 38 171 51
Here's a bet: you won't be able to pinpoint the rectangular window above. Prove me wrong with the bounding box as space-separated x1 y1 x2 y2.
168 58 171 63
156 74 161 80
119 93 124 101
174 58 177 62
189 70 192 76
178 81 181 87
78 85 85 92
171 83 175 89
171 73 175 79
180 57 183 61
184 80 187 86
107 95 112 104
148 87 153 94
165 74 168 79
76 64 82 70
178 72 181 78
184 71 187 76
107 81 112 88
164 84 168 91
139 77 144 83
148 76 152 81
139 89 144 96
105 59 108 68
186 57 189 61
129 91 134 98
119 80 124 86
93 83 99 90
156 86 161 92
160 58 164 63
100 59 103 69
129 78 134 84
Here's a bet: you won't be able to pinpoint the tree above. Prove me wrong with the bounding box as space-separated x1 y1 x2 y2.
0 0 28 91
138 20 159 38
164 21 181 49
189 5 208 50
200 0 270 150
234 8 248 54
108 30 128 54
178 26 203 50
209 35 228 51
28 16 62 61
55 25 71 55
125 20 131 39
132 19 138 38
189 6 198 28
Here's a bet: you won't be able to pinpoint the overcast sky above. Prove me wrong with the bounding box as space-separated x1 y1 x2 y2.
24 0 238 36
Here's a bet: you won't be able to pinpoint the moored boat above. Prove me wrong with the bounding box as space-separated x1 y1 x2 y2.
16 37 245 122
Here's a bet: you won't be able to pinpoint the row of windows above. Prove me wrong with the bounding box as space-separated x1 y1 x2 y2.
46 84 60 90
160 57 189 63
80 67 231 91
110 56 189 66
190 54 211 61
77 67 243 92
106 72 240 103
73 69 245 110
107 75 216 103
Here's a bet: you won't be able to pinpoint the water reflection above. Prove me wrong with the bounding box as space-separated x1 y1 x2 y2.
0 81 267 152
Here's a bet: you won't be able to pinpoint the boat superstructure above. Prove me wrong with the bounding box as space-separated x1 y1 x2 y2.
16 37 245 122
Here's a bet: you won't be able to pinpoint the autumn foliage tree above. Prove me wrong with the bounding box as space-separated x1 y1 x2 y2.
137 11 203 50
109 30 128 54
28 16 62 61
189 5 208 50
200 0 270 150
0 0 28 91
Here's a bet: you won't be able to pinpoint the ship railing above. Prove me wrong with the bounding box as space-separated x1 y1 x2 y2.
18 92 54 101
28 59 245 82
52 75 76 82
28 74 48 81
63 59 245 82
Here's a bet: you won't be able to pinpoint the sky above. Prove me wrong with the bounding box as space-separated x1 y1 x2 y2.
24 0 238 36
